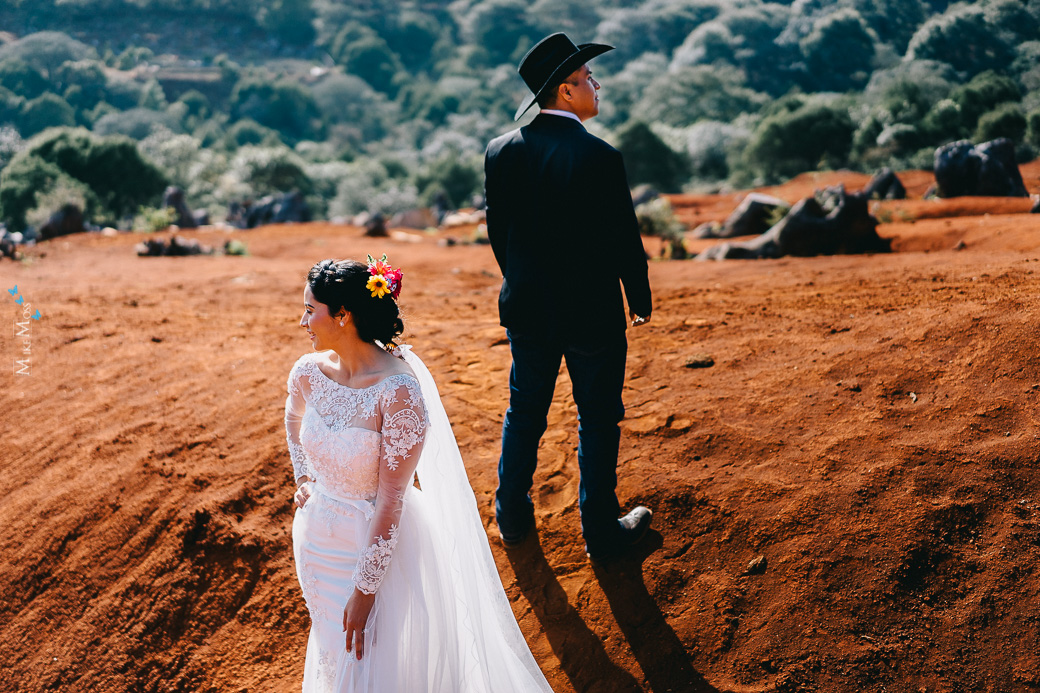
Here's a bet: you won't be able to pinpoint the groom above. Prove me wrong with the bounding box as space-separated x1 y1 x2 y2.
483 33 653 561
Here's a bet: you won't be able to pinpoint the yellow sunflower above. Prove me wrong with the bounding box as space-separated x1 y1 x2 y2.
367 274 390 298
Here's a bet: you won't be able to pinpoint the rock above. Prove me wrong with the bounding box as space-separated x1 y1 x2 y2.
684 354 714 368
746 555 767 575
228 192 310 229
389 208 438 230
934 138 1028 198
1031 195 1040 214
0 234 19 261
720 193 790 238
697 185 890 260
631 185 659 208
862 167 906 200
162 186 197 228
692 221 723 239
39 204 85 241
363 213 388 238
192 209 210 227
136 236 213 257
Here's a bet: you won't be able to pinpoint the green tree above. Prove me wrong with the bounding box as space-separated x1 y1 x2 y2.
614 121 690 193
0 31 96 76
468 0 541 65
975 103 1027 144
634 65 767 128
741 101 855 183
851 0 927 53
0 155 65 231
14 127 167 225
384 11 441 71
20 94 76 136
231 79 321 142
259 0 316 46
54 60 108 112
414 154 481 209
949 70 1021 131
339 36 403 95
800 9 876 92
906 6 1013 77
0 59 48 100
93 108 179 140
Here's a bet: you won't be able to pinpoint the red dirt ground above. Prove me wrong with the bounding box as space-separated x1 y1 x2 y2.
3 167 1040 692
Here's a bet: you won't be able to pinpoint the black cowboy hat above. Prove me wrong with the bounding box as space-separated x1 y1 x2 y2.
514 33 614 121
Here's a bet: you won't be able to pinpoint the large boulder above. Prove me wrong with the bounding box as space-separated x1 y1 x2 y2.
38 204 85 241
228 192 310 229
389 208 438 230
934 138 1028 198
162 186 197 228
862 167 906 200
697 185 890 260
136 236 213 257
711 193 790 239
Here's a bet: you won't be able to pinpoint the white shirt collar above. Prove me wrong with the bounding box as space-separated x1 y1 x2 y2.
539 109 583 124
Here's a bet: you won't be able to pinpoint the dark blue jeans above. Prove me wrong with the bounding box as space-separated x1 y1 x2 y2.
495 329 627 553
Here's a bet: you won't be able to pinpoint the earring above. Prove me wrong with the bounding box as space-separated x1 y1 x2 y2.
339 320 344 327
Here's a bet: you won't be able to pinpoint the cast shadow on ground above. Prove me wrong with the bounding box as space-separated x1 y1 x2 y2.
506 531 720 693
592 530 721 693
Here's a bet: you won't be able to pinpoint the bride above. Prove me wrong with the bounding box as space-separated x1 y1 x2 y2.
285 256 554 692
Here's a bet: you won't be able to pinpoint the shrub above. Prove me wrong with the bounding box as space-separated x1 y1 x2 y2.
741 101 855 183
258 0 316 46
0 154 65 231
230 79 321 142
634 65 767 129
466 0 541 66
414 154 481 209
14 127 167 225
906 6 1013 78
950 71 1021 130
224 119 280 148
20 94 76 136
93 108 179 139
53 60 107 111
615 121 690 193
0 59 48 100
800 9 878 92
975 104 1027 144
686 120 748 182
133 205 178 232
229 146 312 195
25 176 93 230
1027 110 1040 147
635 197 684 241
0 31 96 76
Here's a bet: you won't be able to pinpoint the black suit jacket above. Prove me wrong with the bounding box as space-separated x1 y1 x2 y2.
483 113 652 338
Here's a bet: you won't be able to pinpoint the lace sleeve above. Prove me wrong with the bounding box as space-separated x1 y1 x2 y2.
353 377 428 594
285 359 311 484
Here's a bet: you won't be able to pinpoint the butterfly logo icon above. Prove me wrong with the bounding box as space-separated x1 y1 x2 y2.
15 295 23 305
7 285 16 296
32 310 41 320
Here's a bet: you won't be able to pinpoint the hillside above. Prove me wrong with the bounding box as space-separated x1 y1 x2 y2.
2 168 1040 691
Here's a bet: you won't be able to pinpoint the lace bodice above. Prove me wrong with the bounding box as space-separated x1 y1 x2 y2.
285 351 428 593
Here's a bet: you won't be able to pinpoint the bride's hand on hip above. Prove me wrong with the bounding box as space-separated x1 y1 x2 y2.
343 588 376 660
294 480 313 509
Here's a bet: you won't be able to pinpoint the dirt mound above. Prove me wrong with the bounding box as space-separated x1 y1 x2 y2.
3 182 1040 691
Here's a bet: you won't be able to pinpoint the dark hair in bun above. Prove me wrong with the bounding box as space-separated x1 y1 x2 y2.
307 258 404 346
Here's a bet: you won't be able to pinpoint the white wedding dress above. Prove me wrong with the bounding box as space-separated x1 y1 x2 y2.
285 347 554 693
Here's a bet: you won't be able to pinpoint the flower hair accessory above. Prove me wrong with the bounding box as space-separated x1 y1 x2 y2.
366 254 403 299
